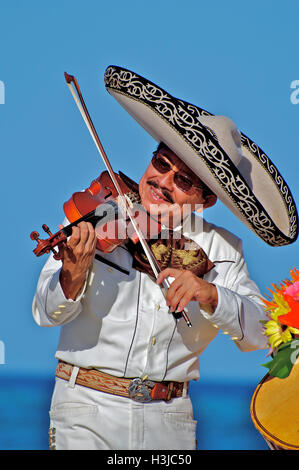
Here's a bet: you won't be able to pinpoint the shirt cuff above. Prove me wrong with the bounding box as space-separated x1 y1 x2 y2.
46 268 87 323
200 284 243 340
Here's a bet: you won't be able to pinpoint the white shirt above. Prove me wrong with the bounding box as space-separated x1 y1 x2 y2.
32 215 268 382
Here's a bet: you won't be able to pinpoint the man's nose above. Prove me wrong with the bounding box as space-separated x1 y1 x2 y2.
157 170 175 190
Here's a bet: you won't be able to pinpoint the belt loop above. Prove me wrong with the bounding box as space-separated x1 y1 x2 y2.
182 382 188 398
166 382 174 401
68 366 79 389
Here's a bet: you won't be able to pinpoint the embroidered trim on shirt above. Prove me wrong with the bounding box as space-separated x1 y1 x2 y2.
94 254 130 275
123 272 142 377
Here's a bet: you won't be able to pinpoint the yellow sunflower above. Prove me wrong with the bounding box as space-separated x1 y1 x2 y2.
263 319 298 349
263 292 299 349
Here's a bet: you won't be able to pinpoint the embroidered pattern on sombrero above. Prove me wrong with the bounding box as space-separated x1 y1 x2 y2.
104 66 298 247
184 100 298 245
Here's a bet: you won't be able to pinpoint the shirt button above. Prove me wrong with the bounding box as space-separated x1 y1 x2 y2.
107 267 113 273
152 337 156 345
156 304 160 311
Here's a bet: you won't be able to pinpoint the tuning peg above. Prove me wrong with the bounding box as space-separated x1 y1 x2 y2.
42 224 53 236
41 225 59 256
30 231 40 242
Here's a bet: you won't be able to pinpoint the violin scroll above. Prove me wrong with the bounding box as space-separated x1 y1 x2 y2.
30 225 67 259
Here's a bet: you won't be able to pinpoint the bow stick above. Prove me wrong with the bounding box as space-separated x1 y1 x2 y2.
64 72 192 328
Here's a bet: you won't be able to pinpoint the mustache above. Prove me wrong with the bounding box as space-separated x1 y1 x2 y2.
147 181 174 204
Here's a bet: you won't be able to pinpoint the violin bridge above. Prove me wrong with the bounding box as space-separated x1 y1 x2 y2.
126 191 141 205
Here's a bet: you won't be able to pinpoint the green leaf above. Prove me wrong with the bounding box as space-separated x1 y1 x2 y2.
261 342 295 379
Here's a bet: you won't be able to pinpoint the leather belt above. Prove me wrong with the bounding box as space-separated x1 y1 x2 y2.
56 361 187 403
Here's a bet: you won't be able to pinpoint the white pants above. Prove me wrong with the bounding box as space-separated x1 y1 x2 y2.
48 377 197 450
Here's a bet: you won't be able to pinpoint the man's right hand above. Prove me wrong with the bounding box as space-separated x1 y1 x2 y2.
59 221 97 300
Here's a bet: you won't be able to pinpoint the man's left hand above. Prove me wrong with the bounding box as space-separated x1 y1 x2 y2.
156 268 218 315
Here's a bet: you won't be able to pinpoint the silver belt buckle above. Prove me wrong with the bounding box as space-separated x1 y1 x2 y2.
129 378 155 402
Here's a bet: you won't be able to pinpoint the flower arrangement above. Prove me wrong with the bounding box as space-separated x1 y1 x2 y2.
261 268 299 379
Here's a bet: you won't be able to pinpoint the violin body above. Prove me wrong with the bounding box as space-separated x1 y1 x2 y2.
64 170 141 252
31 170 160 257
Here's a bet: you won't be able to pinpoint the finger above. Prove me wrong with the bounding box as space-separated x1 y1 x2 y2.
67 225 81 249
156 268 182 285
71 222 93 255
84 223 97 254
77 222 91 247
87 222 97 244
177 289 197 312
166 272 195 310
166 281 185 312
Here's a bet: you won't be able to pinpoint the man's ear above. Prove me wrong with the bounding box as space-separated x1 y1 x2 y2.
195 195 217 213
203 194 217 210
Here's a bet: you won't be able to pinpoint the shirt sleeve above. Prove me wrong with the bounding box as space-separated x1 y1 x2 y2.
201 239 268 352
32 220 88 327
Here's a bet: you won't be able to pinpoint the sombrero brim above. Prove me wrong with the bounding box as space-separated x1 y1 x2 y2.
104 65 298 247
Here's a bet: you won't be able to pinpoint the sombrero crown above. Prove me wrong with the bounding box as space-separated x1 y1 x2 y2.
104 65 298 247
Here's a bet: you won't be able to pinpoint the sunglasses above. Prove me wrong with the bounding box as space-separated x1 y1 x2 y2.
151 152 202 193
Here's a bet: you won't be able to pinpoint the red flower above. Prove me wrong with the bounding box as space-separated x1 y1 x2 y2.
278 294 299 329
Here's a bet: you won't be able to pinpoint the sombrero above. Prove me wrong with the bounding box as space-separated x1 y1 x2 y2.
104 65 298 247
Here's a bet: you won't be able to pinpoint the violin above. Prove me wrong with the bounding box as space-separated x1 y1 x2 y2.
30 71 192 328
30 170 160 259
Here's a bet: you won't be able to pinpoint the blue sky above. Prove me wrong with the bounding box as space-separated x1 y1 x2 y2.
0 0 298 386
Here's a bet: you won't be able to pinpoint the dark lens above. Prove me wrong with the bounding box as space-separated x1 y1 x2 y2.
174 173 194 192
152 153 196 192
152 154 171 173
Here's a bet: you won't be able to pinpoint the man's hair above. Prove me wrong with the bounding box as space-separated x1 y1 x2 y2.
156 142 215 199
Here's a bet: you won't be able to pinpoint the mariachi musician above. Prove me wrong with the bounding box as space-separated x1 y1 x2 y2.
32 65 298 450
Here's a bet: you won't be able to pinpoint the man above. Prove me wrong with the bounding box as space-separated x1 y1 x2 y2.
32 66 298 450
59 143 218 311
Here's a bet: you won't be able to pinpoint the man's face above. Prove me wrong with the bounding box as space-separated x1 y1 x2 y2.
139 146 213 227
